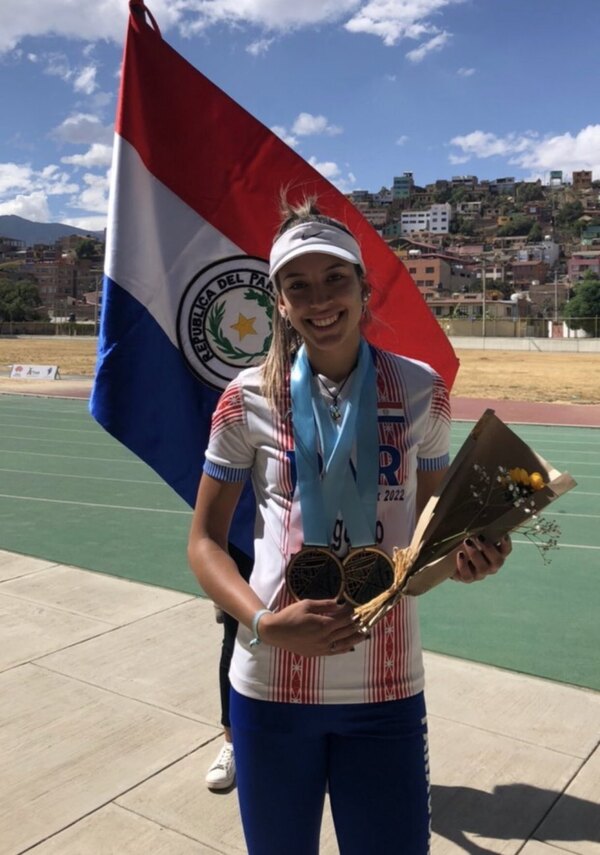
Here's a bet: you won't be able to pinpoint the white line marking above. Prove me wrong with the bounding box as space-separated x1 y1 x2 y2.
0 467 164 487
545 511 600 519
0 493 191 514
0 421 99 435
0 448 143 464
0 434 120 449
512 540 600 551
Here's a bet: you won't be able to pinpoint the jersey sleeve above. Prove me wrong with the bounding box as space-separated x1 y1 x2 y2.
204 379 255 483
417 373 452 471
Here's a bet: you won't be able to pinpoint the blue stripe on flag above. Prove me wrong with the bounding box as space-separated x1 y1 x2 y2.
90 276 255 557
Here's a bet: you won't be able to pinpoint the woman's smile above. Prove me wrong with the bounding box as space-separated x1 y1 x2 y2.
309 312 342 328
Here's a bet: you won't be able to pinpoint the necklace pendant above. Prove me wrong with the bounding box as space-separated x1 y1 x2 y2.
329 402 342 422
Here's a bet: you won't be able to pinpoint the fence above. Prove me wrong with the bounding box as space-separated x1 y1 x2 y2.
0 321 97 336
440 316 600 339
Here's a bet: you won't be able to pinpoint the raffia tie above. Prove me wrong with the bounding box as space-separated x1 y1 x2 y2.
353 544 419 630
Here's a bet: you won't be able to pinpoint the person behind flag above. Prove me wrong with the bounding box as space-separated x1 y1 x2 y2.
188 196 511 854
204 543 252 791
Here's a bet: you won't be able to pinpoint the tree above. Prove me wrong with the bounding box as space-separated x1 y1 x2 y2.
564 270 600 336
76 238 97 259
527 222 543 243
0 278 43 325
516 182 544 203
556 201 583 227
497 215 535 237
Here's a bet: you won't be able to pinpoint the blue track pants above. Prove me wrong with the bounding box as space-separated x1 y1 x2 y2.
230 688 430 854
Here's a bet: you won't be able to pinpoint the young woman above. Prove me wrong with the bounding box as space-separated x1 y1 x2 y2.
188 198 511 854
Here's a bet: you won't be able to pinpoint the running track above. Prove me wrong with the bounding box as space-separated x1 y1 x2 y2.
1 379 599 427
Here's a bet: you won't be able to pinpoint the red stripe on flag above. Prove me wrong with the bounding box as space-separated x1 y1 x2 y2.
117 2 459 390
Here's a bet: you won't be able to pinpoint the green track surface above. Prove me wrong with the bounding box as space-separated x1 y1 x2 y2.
0 395 598 691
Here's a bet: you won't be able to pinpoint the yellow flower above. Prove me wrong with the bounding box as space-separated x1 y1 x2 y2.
529 472 545 491
509 467 529 485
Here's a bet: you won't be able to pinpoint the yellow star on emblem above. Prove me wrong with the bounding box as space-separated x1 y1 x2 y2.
230 313 257 341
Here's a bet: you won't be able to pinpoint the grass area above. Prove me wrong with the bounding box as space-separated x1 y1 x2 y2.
0 336 598 403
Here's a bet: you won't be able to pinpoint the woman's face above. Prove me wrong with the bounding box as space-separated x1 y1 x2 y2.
277 252 364 369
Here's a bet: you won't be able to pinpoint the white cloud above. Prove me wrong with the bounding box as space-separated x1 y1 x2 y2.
270 125 299 148
41 51 99 94
1 0 462 56
271 112 342 149
61 143 113 168
0 163 32 194
0 158 86 225
73 64 98 94
406 30 450 62
179 0 359 36
246 38 274 55
449 130 536 159
396 134 409 146
291 112 342 137
517 125 600 177
50 113 113 145
448 125 600 179
0 190 51 221
40 170 79 196
43 52 72 81
344 0 459 48
308 156 356 192
457 66 475 76
0 0 182 54
60 214 108 231
70 171 110 214
0 161 79 201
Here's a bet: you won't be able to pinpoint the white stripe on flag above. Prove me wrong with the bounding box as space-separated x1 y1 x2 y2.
106 134 244 347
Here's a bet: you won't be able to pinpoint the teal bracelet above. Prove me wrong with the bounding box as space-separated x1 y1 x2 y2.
249 608 272 648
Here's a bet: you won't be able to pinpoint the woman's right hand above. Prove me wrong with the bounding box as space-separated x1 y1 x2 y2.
259 599 367 658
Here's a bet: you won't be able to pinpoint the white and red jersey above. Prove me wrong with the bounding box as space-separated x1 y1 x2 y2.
204 347 451 704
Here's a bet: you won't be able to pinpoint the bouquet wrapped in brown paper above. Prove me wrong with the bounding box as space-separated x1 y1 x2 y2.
354 409 577 630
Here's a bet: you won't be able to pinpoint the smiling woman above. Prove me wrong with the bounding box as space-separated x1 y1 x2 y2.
185 193 511 855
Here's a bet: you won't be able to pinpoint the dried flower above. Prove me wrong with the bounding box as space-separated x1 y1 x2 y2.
353 409 577 631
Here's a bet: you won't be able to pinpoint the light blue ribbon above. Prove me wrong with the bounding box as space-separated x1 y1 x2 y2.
290 339 379 548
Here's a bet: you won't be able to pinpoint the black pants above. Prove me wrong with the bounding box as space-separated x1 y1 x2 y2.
219 543 253 729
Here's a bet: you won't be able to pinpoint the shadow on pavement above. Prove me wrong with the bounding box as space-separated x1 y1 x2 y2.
431 782 600 853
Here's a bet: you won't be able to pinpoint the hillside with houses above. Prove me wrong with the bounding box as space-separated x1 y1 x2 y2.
0 168 599 338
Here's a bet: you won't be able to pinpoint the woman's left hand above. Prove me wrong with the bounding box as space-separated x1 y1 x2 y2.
452 534 512 583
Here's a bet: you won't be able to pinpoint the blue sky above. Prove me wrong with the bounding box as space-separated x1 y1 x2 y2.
1 0 599 230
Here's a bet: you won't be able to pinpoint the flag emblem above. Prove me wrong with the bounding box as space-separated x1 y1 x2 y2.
177 255 274 389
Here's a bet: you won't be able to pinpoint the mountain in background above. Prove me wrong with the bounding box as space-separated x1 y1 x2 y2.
0 215 105 246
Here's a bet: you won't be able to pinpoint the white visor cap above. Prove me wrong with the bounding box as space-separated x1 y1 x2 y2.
269 221 365 282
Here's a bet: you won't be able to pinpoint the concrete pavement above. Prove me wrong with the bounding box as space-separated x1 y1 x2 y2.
1 548 598 854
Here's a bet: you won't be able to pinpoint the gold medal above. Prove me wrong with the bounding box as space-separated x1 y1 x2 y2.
286 547 345 601
342 547 395 606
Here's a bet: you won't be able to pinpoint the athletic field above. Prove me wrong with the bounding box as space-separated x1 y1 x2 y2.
0 392 597 692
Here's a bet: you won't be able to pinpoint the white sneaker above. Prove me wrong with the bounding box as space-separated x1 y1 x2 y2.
205 742 235 790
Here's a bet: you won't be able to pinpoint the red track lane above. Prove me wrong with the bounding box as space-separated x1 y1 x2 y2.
1 381 599 427
452 396 600 427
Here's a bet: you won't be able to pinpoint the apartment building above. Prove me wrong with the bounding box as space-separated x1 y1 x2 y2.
568 251 600 280
392 172 414 200
400 203 451 235
404 256 451 290
0 236 25 260
512 259 548 288
489 177 516 195
515 240 560 267
572 171 592 192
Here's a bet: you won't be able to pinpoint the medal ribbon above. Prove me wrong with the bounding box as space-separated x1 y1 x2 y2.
290 339 379 548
